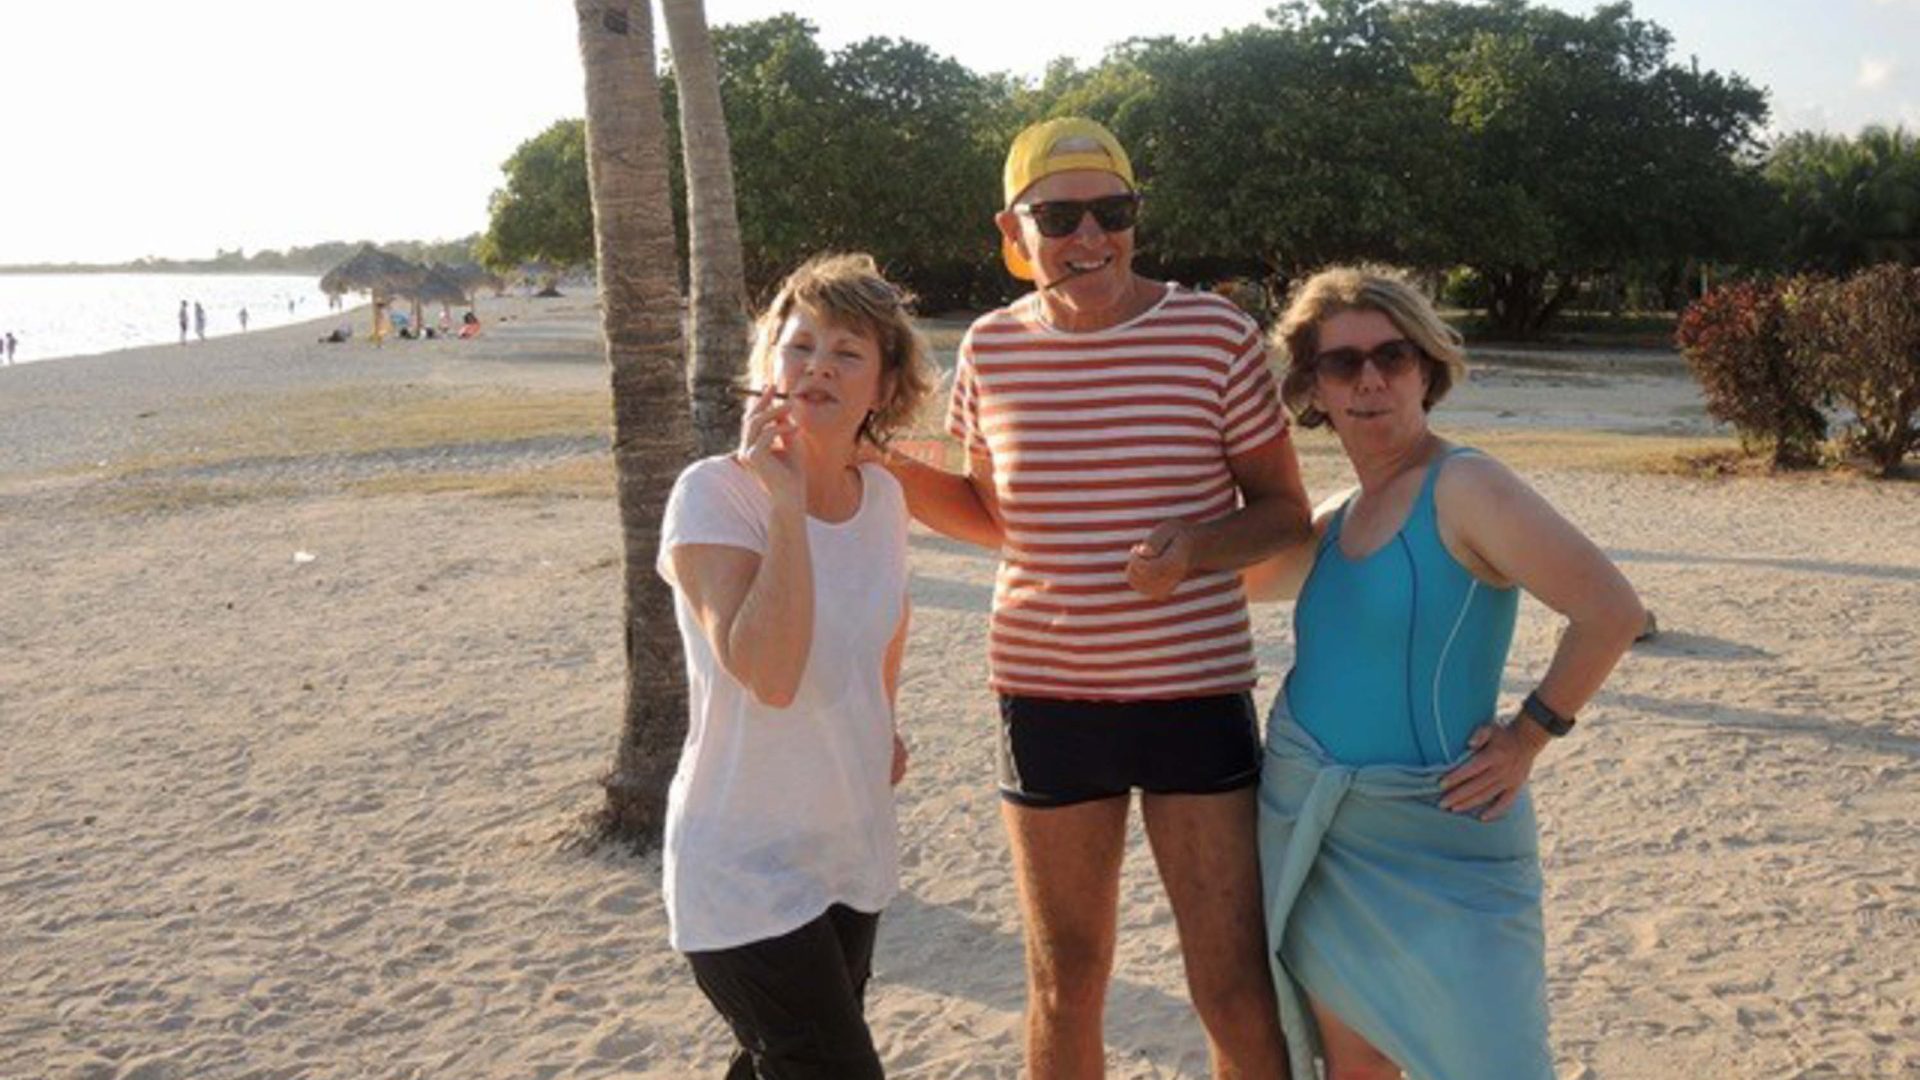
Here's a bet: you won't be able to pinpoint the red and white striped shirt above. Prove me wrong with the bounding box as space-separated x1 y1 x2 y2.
948 284 1290 701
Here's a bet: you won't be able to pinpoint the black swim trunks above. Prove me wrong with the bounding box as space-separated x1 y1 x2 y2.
997 692 1262 807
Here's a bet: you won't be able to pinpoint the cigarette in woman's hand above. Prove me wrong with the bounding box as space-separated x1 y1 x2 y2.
731 385 790 400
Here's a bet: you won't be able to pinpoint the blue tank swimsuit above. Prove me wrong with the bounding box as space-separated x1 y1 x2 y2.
1282 447 1517 766
1257 447 1552 1080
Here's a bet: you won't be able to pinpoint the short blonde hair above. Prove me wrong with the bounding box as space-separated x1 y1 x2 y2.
747 252 935 445
1272 265 1468 429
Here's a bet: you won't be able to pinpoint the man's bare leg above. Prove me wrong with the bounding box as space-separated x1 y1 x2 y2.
1002 796 1131 1080
1142 788 1290 1079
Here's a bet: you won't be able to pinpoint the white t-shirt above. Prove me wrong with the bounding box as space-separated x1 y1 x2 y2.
655 455 908 952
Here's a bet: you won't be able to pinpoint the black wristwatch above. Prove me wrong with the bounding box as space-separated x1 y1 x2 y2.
1520 691 1576 737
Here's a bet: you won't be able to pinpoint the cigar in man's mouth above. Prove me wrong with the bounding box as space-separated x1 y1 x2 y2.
1040 264 1103 292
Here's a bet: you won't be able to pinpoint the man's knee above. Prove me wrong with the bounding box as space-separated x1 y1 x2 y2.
1188 967 1276 1025
1187 965 1281 1051
1178 909 1276 1017
1028 933 1115 1014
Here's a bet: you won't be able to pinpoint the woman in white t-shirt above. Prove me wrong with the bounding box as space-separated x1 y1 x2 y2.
657 253 936 1079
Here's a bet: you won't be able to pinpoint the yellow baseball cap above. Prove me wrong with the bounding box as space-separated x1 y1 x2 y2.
1000 117 1136 281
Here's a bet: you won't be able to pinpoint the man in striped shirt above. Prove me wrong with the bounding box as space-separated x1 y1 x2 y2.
884 118 1312 1078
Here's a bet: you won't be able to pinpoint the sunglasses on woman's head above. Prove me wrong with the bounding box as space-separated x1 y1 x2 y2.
1014 193 1142 238
1310 338 1424 382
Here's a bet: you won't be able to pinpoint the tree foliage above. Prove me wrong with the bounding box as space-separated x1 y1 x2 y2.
479 119 595 271
1787 264 1920 475
1105 8 1458 289
1766 127 1920 274
1675 278 1826 468
693 16 1006 307
487 0 1909 334
1399 0 1768 334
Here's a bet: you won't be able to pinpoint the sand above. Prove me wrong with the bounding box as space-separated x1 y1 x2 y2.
1 296 1914 1079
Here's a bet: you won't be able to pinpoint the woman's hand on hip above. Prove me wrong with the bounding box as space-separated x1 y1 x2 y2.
1439 718 1550 821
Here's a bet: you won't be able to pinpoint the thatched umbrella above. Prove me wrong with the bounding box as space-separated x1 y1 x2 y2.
320 244 424 298
398 265 472 335
440 261 505 300
320 245 426 342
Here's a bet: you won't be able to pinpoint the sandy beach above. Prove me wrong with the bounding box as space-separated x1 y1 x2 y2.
1 296 1914 1079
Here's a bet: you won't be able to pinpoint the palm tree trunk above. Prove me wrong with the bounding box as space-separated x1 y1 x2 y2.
576 0 694 846
663 0 750 456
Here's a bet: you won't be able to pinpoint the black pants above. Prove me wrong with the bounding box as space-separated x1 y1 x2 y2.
685 904 885 1079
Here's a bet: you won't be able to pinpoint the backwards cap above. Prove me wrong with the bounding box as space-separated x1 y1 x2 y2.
1000 117 1135 281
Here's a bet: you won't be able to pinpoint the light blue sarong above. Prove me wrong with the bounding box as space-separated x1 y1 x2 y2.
1258 707 1554 1080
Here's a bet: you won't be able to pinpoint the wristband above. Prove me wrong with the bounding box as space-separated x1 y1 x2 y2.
1520 690 1576 737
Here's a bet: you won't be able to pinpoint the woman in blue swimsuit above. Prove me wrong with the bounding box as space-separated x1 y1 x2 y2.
1243 266 1645 1080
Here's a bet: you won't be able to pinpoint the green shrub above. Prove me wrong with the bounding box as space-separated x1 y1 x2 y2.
1676 280 1828 469
1441 267 1488 310
1789 264 1920 476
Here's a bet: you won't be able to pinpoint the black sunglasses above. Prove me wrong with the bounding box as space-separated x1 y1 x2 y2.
1014 193 1142 238
1310 338 1425 382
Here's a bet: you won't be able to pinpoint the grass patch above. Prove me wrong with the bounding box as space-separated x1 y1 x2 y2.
99 386 610 479
93 479 306 516
1436 428 1737 472
196 385 610 457
1445 309 1679 349
350 456 614 500
57 386 614 515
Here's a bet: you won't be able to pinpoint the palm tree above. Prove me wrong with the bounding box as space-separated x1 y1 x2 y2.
575 0 694 844
663 0 751 455
1770 127 1920 273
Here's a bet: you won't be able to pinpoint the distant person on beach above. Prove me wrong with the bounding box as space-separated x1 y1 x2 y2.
656 253 935 1079
1242 265 1645 1080
193 301 206 342
457 310 480 339
4 332 15 364
876 117 1309 1077
178 301 189 344
238 307 249 332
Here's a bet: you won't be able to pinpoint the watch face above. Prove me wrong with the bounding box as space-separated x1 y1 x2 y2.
1524 693 1574 736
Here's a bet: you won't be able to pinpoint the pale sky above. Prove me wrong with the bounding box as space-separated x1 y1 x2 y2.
0 1 1913 266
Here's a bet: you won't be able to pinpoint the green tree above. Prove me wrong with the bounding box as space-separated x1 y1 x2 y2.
1403 0 1768 336
821 36 1005 305
697 16 1006 305
1767 126 1920 274
480 119 595 271
705 15 838 290
1104 7 1458 290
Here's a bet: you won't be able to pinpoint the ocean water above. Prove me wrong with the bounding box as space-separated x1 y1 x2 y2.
0 272 332 364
